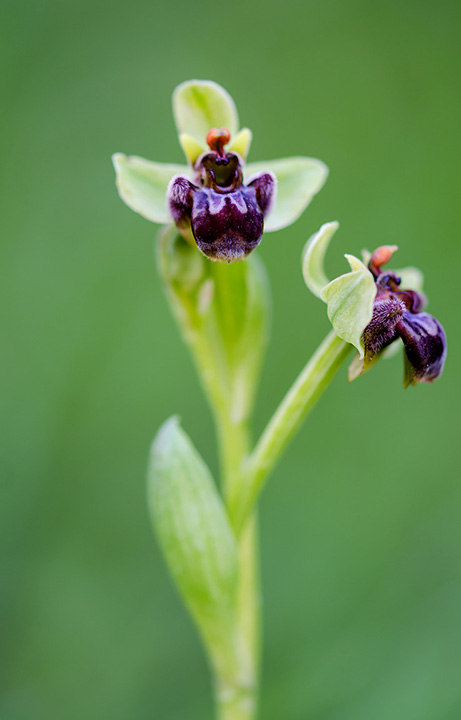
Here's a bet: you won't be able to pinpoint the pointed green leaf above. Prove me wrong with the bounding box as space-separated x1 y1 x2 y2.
173 80 239 149
148 417 237 638
245 157 328 232
321 266 376 356
302 221 339 298
113 153 190 223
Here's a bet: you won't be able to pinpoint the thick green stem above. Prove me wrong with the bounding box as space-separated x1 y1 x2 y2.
214 417 259 720
229 331 352 534
210 621 256 720
216 687 256 720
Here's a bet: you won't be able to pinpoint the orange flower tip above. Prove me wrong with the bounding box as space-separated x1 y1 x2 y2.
206 127 231 157
369 245 399 276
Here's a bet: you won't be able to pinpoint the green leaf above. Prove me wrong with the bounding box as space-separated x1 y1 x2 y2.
245 157 328 232
148 417 238 645
173 80 239 149
113 153 190 224
321 257 376 356
302 221 339 297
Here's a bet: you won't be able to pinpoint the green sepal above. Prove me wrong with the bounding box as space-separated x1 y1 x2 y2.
148 417 238 658
303 222 376 356
321 256 376 357
394 265 424 293
302 221 339 297
113 154 190 223
245 157 328 232
173 80 239 151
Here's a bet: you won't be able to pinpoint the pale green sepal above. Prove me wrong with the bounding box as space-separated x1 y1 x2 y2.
113 154 190 223
348 347 380 381
321 267 377 356
148 417 238 650
173 80 239 147
345 253 368 272
227 128 252 160
382 337 403 359
394 266 424 293
348 352 364 381
302 221 339 298
245 157 328 232
179 132 206 165
361 248 372 266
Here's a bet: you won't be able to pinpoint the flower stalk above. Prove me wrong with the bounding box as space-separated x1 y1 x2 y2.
229 331 352 535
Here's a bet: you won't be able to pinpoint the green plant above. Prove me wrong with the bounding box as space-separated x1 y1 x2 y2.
113 80 446 720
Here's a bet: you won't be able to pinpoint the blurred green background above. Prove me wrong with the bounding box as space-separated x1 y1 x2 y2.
2 0 461 718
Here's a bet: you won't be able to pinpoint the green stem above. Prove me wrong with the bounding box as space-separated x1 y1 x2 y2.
215 417 259 720
229 331 352 534
213 522 259 720
216 684 256 720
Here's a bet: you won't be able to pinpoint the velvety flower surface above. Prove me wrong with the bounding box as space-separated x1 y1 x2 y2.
168 128 276 261
361 245 446 386
113 80 328 262
303 223 446 386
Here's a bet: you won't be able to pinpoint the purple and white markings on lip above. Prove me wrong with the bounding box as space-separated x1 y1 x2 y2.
168 128 276 262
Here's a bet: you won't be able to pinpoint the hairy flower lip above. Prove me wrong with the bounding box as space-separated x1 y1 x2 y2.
362 297 406 359
113 80 328 252
168 165 276 263
360 251 446 385
396 312 447 386
302 225 446 386
170 146 276 262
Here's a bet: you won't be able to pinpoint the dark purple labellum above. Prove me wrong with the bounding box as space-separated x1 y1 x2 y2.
168 145 275 262
362 297 406 359
359 246 446 386
396 312 447 387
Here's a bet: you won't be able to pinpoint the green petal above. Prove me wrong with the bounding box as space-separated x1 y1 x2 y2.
302 221 339 298
173 80 239 149
382 337 403 359
245 157 328 232
227 127 252 160
321 265 376 357
113 153 190 224
394 265 424 293
344 253 368 272
178 133 205 165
